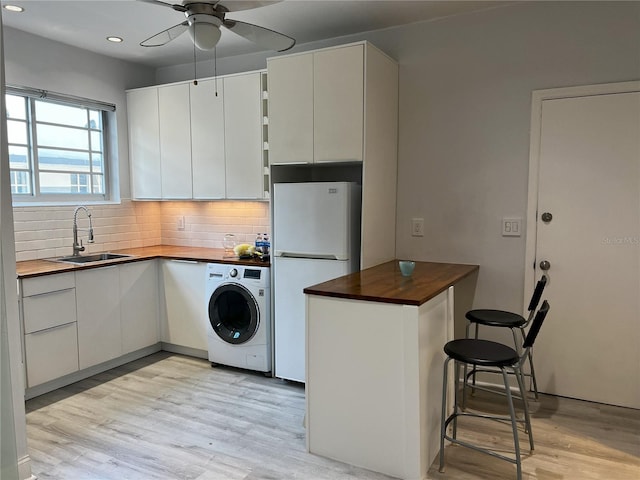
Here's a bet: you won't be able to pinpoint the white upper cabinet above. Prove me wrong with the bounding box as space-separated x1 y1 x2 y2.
127 71 265 200
314 45 364 163
158 83 193 199
267 53 313 164
127 88 161 199
267 43 366 164
191 79 226 199
224 72 263 199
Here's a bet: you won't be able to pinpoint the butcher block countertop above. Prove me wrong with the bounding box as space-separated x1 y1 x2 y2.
16 245 270 279
303 260 478 306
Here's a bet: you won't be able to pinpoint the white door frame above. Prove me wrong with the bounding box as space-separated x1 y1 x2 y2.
524 80 640 303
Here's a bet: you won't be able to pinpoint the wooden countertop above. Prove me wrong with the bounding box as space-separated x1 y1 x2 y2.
16 245 270 279
303 260 478 306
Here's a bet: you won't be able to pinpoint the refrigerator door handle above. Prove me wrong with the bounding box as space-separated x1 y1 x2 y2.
275 251 343 260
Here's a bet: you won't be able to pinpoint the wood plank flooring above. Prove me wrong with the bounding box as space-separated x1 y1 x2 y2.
26 352 640 480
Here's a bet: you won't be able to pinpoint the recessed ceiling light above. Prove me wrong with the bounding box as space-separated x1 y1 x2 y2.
107 36 124 43
3 4 24 12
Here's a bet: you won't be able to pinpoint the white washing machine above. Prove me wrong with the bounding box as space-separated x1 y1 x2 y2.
206 263 271 373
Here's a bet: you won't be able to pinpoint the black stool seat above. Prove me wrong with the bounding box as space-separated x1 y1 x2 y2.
464 276 547 401
444 339 519 367
466 309 525 328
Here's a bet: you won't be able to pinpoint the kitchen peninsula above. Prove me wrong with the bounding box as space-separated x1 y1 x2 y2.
303 260 478 480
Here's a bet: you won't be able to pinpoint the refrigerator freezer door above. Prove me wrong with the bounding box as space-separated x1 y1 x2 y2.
274 256 350 382
273 182 355 260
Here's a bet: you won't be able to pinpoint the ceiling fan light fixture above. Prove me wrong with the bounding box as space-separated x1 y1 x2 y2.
187 15 222 51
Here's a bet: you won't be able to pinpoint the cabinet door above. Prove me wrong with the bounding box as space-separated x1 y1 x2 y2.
25 322 79 387
161 260 207 351
158 83 193 198
314 45 364 162
76 267 122 369
267 54 314 164
120 261 159 354
127 89 161 199
224 73 263 198
190 79 226 199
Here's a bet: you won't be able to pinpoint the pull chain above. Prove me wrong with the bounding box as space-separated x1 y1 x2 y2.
193 40 198 86
214 46 218 96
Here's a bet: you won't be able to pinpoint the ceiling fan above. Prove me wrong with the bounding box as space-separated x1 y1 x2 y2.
139 0 296 52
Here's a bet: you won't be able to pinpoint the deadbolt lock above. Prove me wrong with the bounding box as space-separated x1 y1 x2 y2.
541 212 553 223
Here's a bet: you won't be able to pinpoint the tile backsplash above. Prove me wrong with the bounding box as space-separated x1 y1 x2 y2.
13 200 270 262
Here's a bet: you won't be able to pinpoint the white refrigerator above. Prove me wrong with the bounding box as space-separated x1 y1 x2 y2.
272 181 361 382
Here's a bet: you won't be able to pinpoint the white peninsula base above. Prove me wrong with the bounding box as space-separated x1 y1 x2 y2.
305 287 454 480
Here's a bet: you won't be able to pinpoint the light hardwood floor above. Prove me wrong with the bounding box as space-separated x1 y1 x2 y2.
26 352 640 480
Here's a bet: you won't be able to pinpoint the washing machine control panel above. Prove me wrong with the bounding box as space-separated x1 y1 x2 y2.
229 268 238 278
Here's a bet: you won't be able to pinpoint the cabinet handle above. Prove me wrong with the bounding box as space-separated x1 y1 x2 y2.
169 259 199 264
25 287 75 299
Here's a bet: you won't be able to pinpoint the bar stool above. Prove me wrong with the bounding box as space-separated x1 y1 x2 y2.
439 301 550 480
465 275 547 401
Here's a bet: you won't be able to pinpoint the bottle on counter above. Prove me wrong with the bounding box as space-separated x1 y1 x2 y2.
262 234 270 257
255 233 264 255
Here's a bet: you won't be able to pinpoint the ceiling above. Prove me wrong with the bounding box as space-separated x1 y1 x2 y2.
1 0 507 69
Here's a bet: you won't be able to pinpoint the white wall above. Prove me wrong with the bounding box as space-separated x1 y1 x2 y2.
390 1 640 313
161 1 640 315
2 27 156 201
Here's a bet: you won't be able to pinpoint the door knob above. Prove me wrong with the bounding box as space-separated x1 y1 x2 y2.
539 260 551 271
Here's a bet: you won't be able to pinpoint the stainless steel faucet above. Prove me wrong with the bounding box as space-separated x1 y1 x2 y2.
72 206 94 256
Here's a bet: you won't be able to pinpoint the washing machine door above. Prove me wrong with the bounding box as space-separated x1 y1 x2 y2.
208 283 259 345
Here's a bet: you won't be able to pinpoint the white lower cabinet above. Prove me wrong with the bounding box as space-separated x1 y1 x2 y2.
25 323 79 388
120 261 159 354
21 272 79 388
161 259 207 351
21 258 207 392
76 266 122 370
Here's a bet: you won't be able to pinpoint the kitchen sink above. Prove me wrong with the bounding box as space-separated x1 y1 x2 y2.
50 253 134 264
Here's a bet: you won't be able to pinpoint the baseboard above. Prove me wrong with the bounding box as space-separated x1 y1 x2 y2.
160 342 208 359
18 453 34 480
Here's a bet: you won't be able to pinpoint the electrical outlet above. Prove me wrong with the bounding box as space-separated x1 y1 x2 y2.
177 215 185 230
502 217 522 237
411 218 424 237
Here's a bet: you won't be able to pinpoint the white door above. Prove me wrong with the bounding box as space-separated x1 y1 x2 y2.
274 256 350 382
224 72 263 199
127 88 161 199
313 44 364 163
191 78 225 199
532 88 640 409
273 182 354 259
158 83 192 199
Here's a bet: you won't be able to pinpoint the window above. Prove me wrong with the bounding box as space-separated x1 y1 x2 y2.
5 86 115 203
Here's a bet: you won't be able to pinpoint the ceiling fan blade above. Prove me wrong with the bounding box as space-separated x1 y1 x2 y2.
223 19 295 52
140 21 189 47
137 0 188 13
216 1 281 13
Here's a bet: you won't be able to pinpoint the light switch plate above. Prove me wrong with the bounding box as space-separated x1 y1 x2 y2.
177 215 185 230
411 218 424 237
502 217 522 237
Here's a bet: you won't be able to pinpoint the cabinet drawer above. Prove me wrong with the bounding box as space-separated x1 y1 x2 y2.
25 322 79 387
22 272 75 296
23 287 77 334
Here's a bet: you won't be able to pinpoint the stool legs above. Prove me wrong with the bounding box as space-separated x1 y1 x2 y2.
440 359 533 480
502 368 522 480
439 356 453 473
